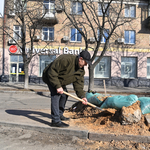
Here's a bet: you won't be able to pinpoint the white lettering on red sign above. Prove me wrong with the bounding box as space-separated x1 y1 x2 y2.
9 45 18 53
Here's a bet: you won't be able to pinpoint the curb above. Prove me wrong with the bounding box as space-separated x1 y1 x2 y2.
0 90 50 96
88 132 150 143
0 89 150 97
0 122 88 140
0 90 37 94
1 121 150 143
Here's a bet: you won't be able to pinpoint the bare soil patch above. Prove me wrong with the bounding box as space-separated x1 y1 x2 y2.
64 101 150 136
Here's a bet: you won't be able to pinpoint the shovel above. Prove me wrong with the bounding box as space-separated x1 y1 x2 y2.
63 91 103 111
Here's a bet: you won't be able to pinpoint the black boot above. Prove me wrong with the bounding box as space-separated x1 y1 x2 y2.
51 121 69 127
60 115 70 121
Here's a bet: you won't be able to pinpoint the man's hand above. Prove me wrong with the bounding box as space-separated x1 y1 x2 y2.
82 97 88 105
57 87 63 94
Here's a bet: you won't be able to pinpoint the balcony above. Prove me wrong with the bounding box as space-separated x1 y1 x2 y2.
41 9 58 25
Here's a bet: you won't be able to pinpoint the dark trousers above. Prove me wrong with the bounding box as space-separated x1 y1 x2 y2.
48 84 68 123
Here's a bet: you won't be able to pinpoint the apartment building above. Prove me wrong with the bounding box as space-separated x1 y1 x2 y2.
1 0 150 88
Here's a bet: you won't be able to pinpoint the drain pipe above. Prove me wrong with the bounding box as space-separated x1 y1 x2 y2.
149 0 150 17
1 0 6 81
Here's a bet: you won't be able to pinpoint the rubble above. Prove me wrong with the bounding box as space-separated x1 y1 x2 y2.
121 101 142 125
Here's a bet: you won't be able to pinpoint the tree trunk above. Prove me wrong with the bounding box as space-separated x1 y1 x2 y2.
88 65 94 92
24 62 29 89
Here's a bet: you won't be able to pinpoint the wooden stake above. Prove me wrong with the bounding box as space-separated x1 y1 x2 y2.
103 80 107 96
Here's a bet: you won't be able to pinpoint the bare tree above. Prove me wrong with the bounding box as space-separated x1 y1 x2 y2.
2 0 56 89
57 0 137 91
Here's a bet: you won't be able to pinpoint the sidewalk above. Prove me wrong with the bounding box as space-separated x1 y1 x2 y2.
0 82 150 143
0 82 150 96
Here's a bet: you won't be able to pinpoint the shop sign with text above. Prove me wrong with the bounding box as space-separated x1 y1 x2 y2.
18 47 83 55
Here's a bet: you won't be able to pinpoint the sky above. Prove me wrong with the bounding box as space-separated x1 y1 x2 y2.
0 0 4 17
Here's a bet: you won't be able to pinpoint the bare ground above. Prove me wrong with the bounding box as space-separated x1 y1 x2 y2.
0 125 150 150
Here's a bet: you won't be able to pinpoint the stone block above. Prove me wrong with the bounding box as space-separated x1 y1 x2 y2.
121 101 142 125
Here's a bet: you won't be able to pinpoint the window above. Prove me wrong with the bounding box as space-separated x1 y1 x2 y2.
121 57 137 78
71 28 82 42
124 30 135 44
40 55 56 76
43 0 55 14
94 56 111 78
147 58 150 78
97 29 109 43
125 5 136 18
98 3 109 16
42 27 54 41
13 26 22 41
71 2 82 15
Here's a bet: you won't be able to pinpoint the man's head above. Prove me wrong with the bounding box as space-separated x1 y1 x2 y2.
78 50 92 68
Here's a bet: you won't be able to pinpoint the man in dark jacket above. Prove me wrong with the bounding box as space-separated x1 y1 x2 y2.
42 50 92 127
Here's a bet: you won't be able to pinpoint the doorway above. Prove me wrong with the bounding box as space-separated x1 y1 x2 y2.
10 55 25 82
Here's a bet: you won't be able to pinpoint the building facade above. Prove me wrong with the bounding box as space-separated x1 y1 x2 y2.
1 0 150 88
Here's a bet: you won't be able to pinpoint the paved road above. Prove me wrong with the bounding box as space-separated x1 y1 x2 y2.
0 92 77 109
0 92 77 127
0 93 50 110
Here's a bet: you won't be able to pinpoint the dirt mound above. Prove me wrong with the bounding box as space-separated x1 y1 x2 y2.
65 101 150 136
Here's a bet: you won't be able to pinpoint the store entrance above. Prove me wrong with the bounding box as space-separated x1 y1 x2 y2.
10 55 25 82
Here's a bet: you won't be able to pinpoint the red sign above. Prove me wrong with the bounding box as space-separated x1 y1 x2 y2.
9 45 18 53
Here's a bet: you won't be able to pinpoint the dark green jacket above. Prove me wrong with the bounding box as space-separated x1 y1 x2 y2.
42 54 85 98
